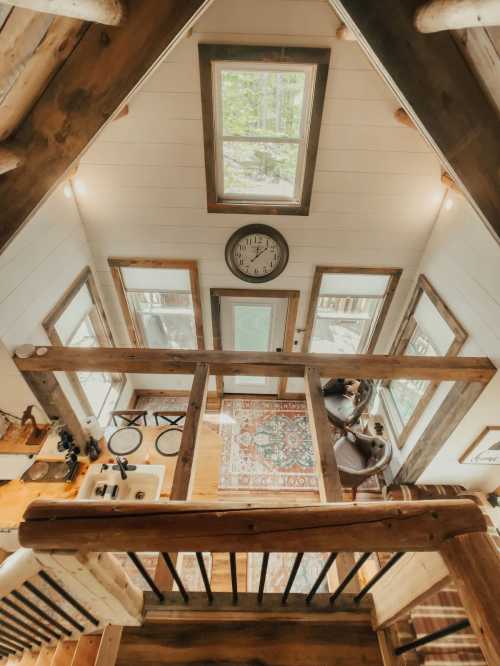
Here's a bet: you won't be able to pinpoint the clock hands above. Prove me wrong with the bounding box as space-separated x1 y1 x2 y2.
251 247 269 263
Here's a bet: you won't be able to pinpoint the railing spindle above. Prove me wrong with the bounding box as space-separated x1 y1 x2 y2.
195 553 213 604
330 552 372 606
0 606 52 643
24 581 84 632
282 553 304 605
161 553 189 603
39 570 100 627
354 552 404 604
11 591 71 637
229 553 238 605
257 553 269 604
0 618 41 647
395 619 470 655
306 553 337 605
0 628 31 650
127 552 164 602
2 598 61 640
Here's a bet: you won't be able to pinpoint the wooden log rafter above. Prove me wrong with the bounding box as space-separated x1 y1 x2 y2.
13 346 497 382
0 0 214 252
335 22 355 40
415 0 500 33
1 0 126 25
394 107 416 129
0 145 23 173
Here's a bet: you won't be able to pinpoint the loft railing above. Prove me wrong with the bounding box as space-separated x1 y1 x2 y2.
18 497 500 664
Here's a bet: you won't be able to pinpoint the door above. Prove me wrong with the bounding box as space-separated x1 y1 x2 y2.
221 295 288 394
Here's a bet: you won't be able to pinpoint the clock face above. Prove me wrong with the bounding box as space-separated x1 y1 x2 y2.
225 224 289 283
234 232 281 278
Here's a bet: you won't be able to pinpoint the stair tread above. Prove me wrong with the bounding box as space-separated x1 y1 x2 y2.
50 642 77 666
71 636 101 666
34 647 55 666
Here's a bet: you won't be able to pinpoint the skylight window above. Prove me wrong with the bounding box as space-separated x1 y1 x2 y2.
199 45 330 215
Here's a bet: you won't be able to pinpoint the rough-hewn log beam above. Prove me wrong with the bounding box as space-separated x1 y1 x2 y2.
335 22 355 40
13 346 497 383
19 499 486 552
2 0 125 25
0 0 213 252
0 145 23 174
394 107 416 129
328 0 500 240
416 0 500 33
440 532 500 664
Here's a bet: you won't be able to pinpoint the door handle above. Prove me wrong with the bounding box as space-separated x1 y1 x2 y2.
275 347 282 352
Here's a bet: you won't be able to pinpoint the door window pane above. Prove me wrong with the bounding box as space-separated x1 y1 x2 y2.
234 304 272 385
128 291 196 349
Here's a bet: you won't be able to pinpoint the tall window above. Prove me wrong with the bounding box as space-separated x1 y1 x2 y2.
43 267 124 424
383 275 467 447
303 267 402 354
199 45 330 215
109 259 205 349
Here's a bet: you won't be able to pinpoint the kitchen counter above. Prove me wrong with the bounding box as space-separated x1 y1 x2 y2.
0 424 223 532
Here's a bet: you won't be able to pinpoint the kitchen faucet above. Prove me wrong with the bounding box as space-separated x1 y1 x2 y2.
112 456 136 480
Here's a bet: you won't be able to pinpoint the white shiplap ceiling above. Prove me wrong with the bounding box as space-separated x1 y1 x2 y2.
76 0 446 361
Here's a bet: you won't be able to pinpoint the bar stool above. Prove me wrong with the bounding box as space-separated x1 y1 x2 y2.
110 410 148 427
153 410 186 427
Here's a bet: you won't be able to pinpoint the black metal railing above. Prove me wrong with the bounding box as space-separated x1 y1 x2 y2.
0 568 101 658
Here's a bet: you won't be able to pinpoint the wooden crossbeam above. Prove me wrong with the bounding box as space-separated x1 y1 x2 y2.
328 0 500 240
0 0 213 252
415 0 500 33
19 499 486 552
13 346 496 382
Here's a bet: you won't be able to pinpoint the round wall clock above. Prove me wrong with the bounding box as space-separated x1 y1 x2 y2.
225 224 289 283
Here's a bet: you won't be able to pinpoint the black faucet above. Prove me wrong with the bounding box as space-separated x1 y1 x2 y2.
112 456 136 480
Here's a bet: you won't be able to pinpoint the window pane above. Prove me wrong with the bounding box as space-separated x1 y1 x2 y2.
234 304 272 385
128 291 197 349
223 141 299 198
310 296 382 354
390 326 439 424
221 69 306 139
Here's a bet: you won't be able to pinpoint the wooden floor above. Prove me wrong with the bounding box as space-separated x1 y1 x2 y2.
116 619 383 666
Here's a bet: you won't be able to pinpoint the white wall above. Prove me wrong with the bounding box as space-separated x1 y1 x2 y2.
0 186 132 422
76 0 445 393
388 193 500 491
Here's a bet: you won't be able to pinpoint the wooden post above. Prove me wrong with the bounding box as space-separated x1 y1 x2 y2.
155 362 209 588
440 532 500 664
305 366 358 591
21 370 86 447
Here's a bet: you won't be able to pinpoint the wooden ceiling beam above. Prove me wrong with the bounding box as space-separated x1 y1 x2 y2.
0 0 213 252
0 145 23 174
2 0 125 25
416 0 500 33
13 346 497 382
328 0 500 241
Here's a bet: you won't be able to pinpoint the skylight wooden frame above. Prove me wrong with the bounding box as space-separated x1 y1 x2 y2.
199 44 330 216
108 258 205 350
302 266 402 354
383 274 467 449
43 266 124 419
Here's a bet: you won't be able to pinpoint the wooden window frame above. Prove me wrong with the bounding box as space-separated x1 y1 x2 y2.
384 274 467 449
42 266 124 419
199 44 330 216
109 258 205 350
210 287 299 400
301 266 402 354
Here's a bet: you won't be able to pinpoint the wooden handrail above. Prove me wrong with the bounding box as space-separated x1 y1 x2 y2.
19 499 485 553
13 346 496 382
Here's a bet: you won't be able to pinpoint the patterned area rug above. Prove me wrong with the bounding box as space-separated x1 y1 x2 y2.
219 399 318 491
247 553 329 594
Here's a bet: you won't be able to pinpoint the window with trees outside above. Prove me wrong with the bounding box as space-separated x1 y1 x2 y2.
43 267 124 425
382 275 467 448
109 259 205 350
199 45 330 215
303 267 402 355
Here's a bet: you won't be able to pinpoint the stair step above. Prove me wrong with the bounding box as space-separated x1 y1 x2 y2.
18 653 38 666
71 636 101 666
34 647 56 666
50 642 77 666
94 627 122 666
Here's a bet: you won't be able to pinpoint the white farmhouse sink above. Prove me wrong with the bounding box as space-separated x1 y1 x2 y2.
77 464 165 501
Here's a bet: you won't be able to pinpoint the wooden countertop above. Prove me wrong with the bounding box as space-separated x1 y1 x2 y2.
0 423 49 455
0 424 223 530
